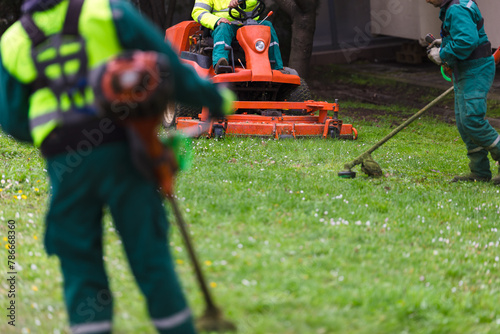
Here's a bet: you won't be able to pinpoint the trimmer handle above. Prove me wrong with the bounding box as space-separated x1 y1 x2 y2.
425 33 436 45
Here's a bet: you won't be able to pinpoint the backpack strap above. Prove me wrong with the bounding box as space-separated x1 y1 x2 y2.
20 14 47 47
62 0 85 35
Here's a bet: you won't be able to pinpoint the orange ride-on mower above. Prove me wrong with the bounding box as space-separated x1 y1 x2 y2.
163 0 357 140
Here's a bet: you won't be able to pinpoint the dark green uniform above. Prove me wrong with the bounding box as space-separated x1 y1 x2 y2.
439 0 500 180
0 0 225 332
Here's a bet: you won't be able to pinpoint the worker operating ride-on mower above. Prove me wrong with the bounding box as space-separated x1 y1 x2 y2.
163 0 357 140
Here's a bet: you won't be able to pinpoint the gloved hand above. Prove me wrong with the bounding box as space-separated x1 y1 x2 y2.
427 48 442 65
161 133 193 172
218 86 236 116
217 18 231 26
229 0 240 8
427 38 442 49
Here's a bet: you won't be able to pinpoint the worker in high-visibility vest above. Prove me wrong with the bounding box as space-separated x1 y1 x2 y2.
0 0 233 333
426 0 500 185
192 0 285 74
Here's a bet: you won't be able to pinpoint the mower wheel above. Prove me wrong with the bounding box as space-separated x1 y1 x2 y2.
329 127 340 139
162 102 177 128
213 125 225 139
277 77 312 115
162 103 202 129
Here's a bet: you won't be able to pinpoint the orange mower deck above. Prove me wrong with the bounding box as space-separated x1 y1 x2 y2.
176 100 358 140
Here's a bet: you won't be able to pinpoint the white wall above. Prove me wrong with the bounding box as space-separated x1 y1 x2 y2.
369 0 499 47
481 2 500 47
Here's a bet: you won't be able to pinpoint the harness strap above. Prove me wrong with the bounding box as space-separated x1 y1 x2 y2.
63 0 85 35
20 15 47 47
466 41 492 61
20 0 85 44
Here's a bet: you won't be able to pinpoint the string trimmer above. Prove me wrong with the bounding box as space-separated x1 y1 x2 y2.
168 195 237 332
339 43 500 179
92 50 237 332
125 117 237 332
160 131 236 332
338 86 454 178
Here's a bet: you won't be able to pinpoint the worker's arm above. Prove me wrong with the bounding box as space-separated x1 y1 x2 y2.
440 5 480 66
0 52 33 143
192 0 220 30
110 0 226 116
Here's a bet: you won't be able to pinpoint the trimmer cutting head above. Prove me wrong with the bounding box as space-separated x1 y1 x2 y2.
338 170 356 179
196 307 237 332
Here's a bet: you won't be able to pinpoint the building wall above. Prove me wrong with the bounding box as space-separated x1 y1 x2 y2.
482 2 500 47
369 0 499 47
314 0 499 54
314 0 374 52
312 0 406 64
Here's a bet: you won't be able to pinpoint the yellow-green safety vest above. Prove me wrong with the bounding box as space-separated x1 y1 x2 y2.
192 0 259 30
0 0 122 147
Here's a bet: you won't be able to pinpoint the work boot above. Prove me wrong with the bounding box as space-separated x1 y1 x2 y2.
451 174 491 183
459 150 492 182
492 167 500 185
214 58 231 74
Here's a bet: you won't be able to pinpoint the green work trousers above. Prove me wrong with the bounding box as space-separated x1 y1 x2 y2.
453 56 500 178
45 142 196 334
211 20 283 70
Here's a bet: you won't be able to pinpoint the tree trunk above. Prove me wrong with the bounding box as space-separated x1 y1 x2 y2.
165 0 177 28
137 0 167 30
0 0 22 37
273 0 318 77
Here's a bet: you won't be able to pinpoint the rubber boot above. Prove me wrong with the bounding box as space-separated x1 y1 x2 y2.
451 150 491 182
214 58 231 74
488 142 500 185
492 168 500 185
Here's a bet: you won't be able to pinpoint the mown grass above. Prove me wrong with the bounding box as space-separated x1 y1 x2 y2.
1 100 500 334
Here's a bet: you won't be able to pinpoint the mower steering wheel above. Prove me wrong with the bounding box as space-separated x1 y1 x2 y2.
228 1 266 22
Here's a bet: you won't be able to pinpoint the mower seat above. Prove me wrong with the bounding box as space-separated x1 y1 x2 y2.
180 51 212 69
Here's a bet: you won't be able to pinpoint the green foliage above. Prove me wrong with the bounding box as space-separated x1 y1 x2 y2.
1 112 499 333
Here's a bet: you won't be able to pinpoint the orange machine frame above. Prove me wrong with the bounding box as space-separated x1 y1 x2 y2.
176 100 357 140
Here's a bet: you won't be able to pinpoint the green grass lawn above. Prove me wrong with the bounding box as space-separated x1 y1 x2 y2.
1 104 500 334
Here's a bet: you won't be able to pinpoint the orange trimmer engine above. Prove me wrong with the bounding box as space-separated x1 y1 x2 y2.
90 51 178 196
92 50 172 119
494 46 500 65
